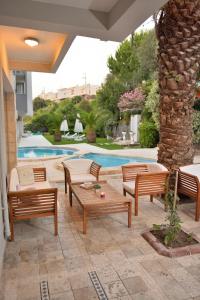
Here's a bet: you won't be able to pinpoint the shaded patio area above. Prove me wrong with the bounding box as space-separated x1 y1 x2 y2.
2 175 200 300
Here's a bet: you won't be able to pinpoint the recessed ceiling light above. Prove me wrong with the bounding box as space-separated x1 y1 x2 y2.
24 37 39 47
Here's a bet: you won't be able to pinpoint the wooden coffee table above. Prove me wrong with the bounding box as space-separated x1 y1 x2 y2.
70 181 132 234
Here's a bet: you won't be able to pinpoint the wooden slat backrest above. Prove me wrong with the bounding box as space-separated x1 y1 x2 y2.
90 162 101 179
178 171 199 200
122 164 149 182
8 188 57 219
33 168 46 182
135 171 169 196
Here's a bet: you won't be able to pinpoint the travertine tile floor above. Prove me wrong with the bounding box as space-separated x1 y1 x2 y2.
1 177 200 300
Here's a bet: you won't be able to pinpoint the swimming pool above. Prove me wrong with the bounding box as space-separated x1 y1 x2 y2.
18 147 76 158
81 153 155 167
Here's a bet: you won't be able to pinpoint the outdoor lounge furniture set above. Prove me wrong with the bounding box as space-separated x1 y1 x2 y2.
7 159 200 239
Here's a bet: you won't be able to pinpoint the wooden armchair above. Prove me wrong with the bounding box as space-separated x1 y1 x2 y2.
8 167 58 240
178 165 200 221
122 164 169 216
62 159 101 204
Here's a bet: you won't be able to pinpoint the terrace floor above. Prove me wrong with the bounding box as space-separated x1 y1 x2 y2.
1 176 200 300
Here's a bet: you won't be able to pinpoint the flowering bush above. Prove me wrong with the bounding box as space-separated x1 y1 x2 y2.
118 88 145 112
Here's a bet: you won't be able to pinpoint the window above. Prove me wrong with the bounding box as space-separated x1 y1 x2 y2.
16 82 25 94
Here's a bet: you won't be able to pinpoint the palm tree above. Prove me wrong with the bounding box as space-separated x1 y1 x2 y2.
83 112 98 143
156 0 200 172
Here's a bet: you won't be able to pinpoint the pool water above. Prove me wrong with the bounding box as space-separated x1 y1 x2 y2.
81 153 155 167
18 147 76 158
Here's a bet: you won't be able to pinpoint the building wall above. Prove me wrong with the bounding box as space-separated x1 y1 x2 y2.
40 84 99 101
15 71 33 139
0 37 16 276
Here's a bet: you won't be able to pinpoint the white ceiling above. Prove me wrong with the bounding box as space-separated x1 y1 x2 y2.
31 0 118 12
1 26 66 62
0 0 168 72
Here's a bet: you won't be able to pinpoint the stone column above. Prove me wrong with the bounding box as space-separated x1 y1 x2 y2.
4 92 17 172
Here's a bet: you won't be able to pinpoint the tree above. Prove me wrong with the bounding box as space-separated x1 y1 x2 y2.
156 0 200 171
108 39 139 86
145 80 160 129
96 74 126 117
78 99 92 112
33 97 48 112
136 30 158 82
82 112 98 143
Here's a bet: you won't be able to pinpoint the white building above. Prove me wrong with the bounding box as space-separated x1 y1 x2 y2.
39 84 99 101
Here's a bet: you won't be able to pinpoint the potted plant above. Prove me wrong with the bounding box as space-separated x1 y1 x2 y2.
52 113 62 142
142 172 200 257
83 112 98 143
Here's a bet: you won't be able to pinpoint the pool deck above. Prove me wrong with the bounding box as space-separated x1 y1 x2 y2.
19 135 52 147
18 135 158 160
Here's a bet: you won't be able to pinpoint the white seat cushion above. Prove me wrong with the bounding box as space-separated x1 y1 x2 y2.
16 166 34 186
17 181 51 191
123 181 135 195
180 164 200 180
71 174 96 183
63 159 93 175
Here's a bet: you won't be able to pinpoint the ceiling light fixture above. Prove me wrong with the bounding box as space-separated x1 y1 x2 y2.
24 37 39 47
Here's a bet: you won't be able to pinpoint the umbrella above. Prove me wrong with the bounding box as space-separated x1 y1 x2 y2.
130 115 135 132
130 115 136 144
60 119 69 135
74 118 83 134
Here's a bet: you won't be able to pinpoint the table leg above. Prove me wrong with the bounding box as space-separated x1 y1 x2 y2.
128 202 132 228
69 186 72 206
83 208 87 234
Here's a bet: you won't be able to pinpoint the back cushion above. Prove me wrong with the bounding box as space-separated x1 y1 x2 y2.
16 166 34 186
9 168 20 191
148 163 168 172
180 164 200 179
63 159 92 175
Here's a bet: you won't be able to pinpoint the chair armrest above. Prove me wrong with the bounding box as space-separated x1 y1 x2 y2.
62 163 71 184
90 162 101 180
122 164 149 182
33 168 46 182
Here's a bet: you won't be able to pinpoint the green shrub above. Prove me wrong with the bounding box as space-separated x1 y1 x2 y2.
193 110 200 144
139 120 159 148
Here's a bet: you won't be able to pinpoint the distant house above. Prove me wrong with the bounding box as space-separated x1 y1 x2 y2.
14 71 33 140
39 84 99 102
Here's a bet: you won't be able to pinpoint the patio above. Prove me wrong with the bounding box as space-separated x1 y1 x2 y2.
1 173 200 300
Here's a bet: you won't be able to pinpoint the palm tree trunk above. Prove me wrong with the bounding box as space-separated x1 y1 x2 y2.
157 0 200 171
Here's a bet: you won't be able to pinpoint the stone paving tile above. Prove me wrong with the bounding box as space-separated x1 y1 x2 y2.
96 265 120 283
103 280 129 299
48 271 71 295
2 178 200 300
122 276 148 295
50 290 75 300
73 286 99 300
69 272 93 290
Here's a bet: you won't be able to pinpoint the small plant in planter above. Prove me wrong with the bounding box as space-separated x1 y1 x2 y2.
142 172 200 257
83 112 98 143
54 129 61 142
152 188 182 247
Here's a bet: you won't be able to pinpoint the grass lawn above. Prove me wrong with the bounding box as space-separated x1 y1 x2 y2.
44 134 140 150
